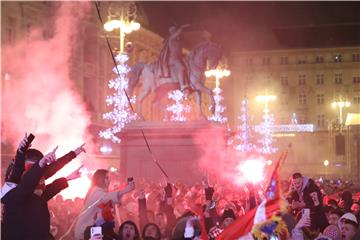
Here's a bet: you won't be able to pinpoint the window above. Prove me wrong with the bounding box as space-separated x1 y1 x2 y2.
353 76 360 84
316 74 324 85
334 54 342 63
280 76 288 86
317 94 324 104
245 58 253 65
334 73 343 84
280 56 288 65
299 93 307 105
298 57 306 64
298 74 306 85
298 111 307 124
262 57 271 65
317 114 326 127
316 56 324 63
354 96 360 104
352 53 360 62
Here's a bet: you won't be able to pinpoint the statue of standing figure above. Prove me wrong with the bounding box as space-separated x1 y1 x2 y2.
157 24 191 95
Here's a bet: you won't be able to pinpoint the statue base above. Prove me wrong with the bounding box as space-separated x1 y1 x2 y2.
119 120 230 184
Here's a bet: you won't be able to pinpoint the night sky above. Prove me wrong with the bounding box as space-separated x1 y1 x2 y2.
140 1 360 53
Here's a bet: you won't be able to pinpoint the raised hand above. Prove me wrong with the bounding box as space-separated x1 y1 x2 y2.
138 189 145 199
124 178 135 193
66 165 83 181
39 149 57 168
74 143 86 156
18 132 33 153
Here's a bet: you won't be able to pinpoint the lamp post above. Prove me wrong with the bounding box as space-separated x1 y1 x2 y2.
205 68 231 89
255 94 277 155
103 7 140 53
205 68 231 123
331 99 351 126
324 159 329 178
256 94 276 111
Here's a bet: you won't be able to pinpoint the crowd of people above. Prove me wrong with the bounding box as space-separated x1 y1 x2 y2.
1 134 360 240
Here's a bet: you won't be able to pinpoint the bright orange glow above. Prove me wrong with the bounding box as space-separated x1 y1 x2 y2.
46 160 91 200
235 157 266 184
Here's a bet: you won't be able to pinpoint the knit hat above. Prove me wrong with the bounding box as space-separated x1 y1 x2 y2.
323 224 341 240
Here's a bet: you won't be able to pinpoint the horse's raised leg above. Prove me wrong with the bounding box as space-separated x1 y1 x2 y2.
194 83 215 114
194 90 207 120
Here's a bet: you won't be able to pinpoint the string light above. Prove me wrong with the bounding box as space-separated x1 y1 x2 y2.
166 90 191 122
235 98 255 152
256 108 278 155
208 87 228 123
99 53 137 143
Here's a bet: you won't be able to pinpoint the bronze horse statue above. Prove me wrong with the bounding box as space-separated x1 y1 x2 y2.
128 41 222 119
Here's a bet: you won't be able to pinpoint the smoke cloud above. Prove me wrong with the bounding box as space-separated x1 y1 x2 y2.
2 2 96 198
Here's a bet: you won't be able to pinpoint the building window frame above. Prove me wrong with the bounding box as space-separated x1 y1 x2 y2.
352 53 360 62
316 74 324 85
353 76 360 84
280 56 288 65
316 94 325 104
299 93 307 105
298 74 306 85
317 114 326 128
316 55 324 63
334 73 343 84
354 96 360 104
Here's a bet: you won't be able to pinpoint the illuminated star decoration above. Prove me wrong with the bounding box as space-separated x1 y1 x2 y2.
99 53 137 143
235 97 255 152
256 108 277 154
208 87 228 123
166 90 191 122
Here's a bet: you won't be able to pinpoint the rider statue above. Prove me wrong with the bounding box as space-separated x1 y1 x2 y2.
157 24 191 95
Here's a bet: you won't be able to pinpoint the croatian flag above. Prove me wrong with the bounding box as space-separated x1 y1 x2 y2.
217 152 287 240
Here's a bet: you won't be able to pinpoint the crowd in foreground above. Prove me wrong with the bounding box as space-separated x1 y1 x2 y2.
1 134 360 240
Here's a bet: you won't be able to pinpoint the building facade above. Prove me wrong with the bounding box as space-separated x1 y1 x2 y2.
229 46 360 179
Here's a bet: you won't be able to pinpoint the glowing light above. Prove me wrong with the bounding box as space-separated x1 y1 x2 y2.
205 69 231 78
208 87 228 124
255 124 315 133
166 90 191 122
110 167 118 172
46 164 91 200
256 95 276 102
324 160 329 167
236 158 266 184
100 145 112 154
256 109 278 155
235 97 255 152
104 19 141 33
205 67 230 124
267 160 273 166
291 113 298 124
99 53 137 143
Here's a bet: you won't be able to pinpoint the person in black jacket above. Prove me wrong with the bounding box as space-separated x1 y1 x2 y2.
2 143 85 240
1 133 33 199
289 172 329 232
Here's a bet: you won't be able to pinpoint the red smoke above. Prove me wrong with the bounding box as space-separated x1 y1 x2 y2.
194 126 268 187
2 2 96 198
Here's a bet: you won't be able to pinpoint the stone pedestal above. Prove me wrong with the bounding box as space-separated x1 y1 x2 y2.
119 120 229 184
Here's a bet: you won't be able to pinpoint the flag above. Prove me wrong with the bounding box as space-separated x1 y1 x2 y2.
217 152 287 240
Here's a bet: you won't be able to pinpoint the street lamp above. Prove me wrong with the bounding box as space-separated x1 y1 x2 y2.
256 94 276 110
324 160 329 177
103 13 140 53
324 159 329 167
331 99 351 125
205 68 231 89
205 67 231 123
